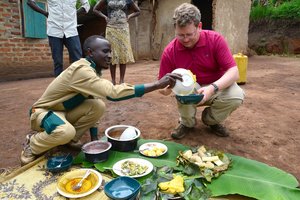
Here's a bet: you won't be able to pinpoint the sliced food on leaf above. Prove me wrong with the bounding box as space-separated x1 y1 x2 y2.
177 145 231 182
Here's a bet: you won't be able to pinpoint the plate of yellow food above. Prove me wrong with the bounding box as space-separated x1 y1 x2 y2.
56 168 102 198
139 142 168 157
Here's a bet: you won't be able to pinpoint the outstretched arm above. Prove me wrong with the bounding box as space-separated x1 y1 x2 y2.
27 0 48 17
144 73 182 94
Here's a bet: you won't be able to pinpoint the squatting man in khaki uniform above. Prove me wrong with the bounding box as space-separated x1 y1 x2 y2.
20 35 182 165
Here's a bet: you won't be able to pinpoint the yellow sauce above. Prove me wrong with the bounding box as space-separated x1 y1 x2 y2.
65 178 92 194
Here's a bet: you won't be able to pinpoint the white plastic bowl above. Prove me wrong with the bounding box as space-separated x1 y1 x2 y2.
120 127 137 140
171 68 196 95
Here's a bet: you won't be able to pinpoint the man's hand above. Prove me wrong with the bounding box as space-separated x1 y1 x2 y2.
156 73 182 89
195 84 215 105
144 73 182 94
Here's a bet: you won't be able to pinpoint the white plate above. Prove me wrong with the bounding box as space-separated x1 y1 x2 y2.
139 142 168 157
57 169 102 198
112 158 153 178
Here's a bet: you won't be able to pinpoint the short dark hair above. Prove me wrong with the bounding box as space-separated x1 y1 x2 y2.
83 35 106 56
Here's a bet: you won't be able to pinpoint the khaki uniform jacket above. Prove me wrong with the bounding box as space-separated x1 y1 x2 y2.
32 58 145 111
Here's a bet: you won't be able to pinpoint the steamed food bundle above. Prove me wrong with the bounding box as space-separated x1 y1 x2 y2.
177 145 231 181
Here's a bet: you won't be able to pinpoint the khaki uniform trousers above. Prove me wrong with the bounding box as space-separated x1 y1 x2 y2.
29 99 105 155
178 83 245 127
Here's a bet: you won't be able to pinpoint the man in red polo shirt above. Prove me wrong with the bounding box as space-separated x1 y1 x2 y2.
158 3 245 139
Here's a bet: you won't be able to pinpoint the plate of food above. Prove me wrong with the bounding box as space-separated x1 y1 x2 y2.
112 158 153 178
56 169 102 198
139 142 168 157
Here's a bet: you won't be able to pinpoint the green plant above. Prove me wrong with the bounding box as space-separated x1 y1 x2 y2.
76 0 99 9
250 0 300 20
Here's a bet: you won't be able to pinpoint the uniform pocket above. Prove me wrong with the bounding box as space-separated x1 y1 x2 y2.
40 111 65 134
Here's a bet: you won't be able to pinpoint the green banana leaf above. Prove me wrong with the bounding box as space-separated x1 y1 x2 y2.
207 154 300 200
73 139 189 168
73 139 189 182
73 139 300 200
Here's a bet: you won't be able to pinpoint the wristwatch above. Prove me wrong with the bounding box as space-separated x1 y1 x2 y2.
211 83 219 93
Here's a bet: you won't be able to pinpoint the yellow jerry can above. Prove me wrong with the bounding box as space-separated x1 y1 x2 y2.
233 53 248 85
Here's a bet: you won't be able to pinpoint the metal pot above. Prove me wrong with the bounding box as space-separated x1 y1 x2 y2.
105 125 140 152
81 141 112 163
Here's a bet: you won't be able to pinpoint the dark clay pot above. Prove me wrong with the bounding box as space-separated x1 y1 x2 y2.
105 125 140 152
81 141 112 163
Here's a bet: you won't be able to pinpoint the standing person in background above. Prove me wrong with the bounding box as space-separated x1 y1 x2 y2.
93 0 140 85
27 0 90 77
158 3 245 139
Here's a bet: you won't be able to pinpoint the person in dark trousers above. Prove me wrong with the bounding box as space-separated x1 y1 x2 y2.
27 0 90 76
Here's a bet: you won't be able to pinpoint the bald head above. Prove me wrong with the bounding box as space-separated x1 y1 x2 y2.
83 35 108 56
82 35 112 72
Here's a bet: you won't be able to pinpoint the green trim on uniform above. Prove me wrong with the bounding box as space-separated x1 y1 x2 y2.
63 94 86 110
40 111 65 134
134 84 145 97
106 94 136 101
86 57 96 69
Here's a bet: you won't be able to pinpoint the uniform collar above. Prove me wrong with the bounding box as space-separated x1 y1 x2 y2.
85 57 101 76
85 57 96 69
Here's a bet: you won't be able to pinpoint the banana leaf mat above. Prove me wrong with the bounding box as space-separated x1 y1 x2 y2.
1 139 299 200
74 139 300 200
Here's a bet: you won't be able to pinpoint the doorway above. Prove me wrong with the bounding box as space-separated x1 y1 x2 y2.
192 0 213 30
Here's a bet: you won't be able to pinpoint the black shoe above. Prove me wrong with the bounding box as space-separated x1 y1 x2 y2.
171 124 193 139
209 124 230 137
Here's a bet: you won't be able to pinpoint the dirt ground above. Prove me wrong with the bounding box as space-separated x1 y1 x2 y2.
0 55 299 182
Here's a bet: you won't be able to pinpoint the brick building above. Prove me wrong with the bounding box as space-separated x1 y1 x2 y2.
0 0 69 81
0 0 252 82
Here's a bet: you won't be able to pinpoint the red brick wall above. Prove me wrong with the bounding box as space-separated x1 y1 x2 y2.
0 0 69 81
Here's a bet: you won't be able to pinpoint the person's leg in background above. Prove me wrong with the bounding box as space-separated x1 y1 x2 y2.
110 64 117 85
48 36 64 77
119 64 126 84
64 35 82 64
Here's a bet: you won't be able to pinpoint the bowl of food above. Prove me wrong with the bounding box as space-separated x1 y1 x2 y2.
171 68 196 95
105 125 140 152
104 176 141 200
47 154 73 173
57 168 102 198
81 141 112 163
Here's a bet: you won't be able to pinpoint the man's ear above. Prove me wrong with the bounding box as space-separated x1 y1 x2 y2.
86 48 93 57
198 22 202 29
